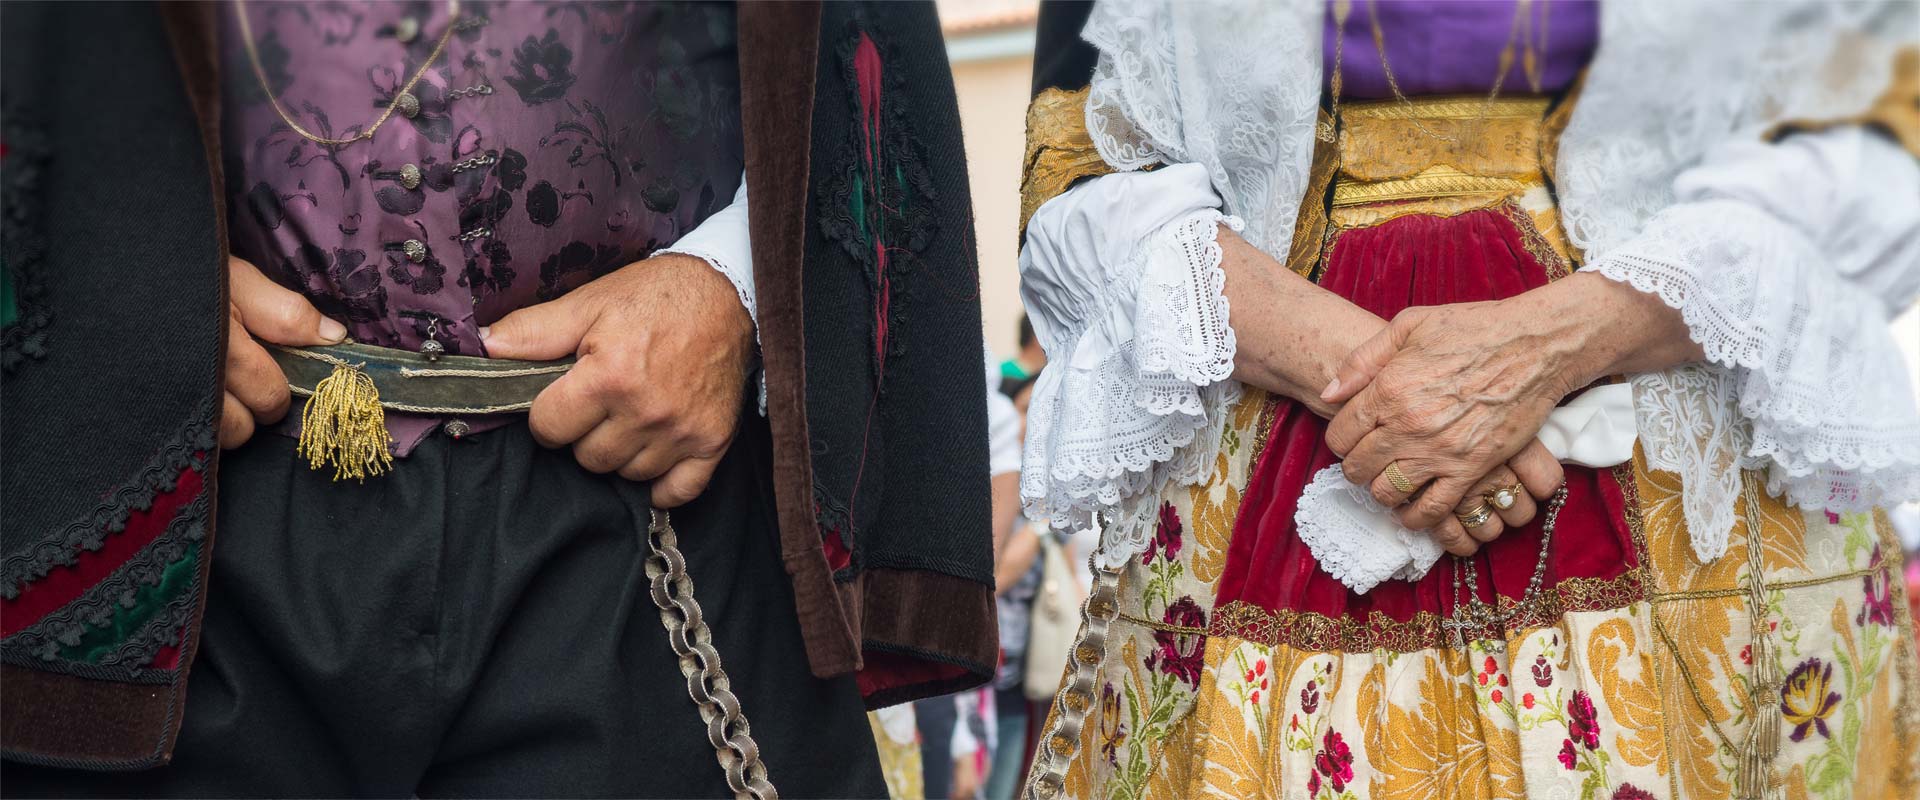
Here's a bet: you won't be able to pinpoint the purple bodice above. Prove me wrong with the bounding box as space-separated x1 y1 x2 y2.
1325 0 1598 98
220 1 744 452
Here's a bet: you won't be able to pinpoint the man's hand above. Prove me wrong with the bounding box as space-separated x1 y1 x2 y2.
222 256 348 448
483 254 754 508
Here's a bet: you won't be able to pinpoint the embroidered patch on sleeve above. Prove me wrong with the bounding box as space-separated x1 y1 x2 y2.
815 23 939 380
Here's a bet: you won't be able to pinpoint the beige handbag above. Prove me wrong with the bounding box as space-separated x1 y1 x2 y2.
1023 533 1086 702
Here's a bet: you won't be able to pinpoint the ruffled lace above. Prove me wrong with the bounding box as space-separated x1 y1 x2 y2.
1294 465 1445 593
1062 0 1915 565
1021 210 1245 568
1587 197 1920 559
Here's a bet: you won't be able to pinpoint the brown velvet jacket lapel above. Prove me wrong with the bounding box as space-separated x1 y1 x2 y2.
735 1 866 679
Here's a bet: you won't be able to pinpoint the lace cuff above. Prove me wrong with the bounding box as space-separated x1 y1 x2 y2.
1018 166 1245 567
1583 127 1920 559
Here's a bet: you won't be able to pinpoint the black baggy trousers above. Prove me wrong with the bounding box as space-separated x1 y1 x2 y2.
3 415 885 798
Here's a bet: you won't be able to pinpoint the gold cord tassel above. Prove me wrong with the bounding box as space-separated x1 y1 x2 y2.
296 362 393 481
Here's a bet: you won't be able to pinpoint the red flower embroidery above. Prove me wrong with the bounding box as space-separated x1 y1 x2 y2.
1314 729 1355 792
1558 738 1578 769
1145 597 1207 686
1612 784 1657 800
1568 690 1601 750
1858 570 1896 628
1143 502 1184 564
1301 680 1321 714
1491 688 1504 704
1531 655 1553 688
1522 693 1536 709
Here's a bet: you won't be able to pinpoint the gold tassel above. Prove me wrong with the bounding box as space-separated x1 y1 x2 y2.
296 361 393 481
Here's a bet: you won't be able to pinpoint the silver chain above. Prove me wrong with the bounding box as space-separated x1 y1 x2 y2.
450 153 497 173
447 83 495 100
643 509 778 800
1443 484 1568 652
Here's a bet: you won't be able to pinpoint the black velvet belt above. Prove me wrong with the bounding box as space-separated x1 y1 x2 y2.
268 341 576 480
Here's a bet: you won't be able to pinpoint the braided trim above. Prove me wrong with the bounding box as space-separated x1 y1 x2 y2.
2 493 208 667
643 509 778 800
0 402 216 598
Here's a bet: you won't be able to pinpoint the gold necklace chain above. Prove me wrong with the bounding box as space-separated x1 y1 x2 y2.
235 0 461 147
1330 0 1542 145
1520 0 1551 94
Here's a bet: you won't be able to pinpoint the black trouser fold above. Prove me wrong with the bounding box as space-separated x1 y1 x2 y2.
3 417 884 798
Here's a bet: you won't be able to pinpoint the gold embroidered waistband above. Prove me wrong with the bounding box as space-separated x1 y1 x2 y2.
1338 94 1551 121
1335 93 1555 192
1331 165 1535 208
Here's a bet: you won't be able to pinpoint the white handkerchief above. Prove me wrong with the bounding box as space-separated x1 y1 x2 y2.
1295 384 1637 593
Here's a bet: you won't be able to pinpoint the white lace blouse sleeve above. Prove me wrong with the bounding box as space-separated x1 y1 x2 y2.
656 175 765 413
1018 163 1245 567
1583 126 1920 560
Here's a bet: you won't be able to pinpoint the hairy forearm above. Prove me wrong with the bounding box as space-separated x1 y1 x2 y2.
1219 227 1386 417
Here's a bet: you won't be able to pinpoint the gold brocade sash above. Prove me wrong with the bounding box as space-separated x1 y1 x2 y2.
1324 93 1582 274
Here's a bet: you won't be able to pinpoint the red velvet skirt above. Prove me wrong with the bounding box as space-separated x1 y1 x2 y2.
1213 205 1640 651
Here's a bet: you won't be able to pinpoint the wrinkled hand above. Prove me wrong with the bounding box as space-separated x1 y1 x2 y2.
483 254 754 508
221 255 348 448
1322 299 1589 549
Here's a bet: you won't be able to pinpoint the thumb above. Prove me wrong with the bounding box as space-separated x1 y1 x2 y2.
481 297 592 361
1320 316 1410 403
229 256 347 346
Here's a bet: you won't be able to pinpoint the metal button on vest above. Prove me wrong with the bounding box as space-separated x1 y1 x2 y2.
403 239 427 263
393 92 420 119
443 419 470 439
398 163 422 190
394 16 420 43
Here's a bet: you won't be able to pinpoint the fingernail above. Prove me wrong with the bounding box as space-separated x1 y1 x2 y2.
1320 378 1340 400
318 318 347 343
478 326 492 341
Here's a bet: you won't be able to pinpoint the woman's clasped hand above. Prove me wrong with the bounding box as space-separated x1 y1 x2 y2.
1314 272 1702 555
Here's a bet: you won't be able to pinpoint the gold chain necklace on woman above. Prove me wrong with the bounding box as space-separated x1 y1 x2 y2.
1328 0 1549 144
235 0 461 147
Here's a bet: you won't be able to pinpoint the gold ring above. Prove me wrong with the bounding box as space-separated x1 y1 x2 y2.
1456 503 1495 529
1383 461 1417 494
1486 483 1524 511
